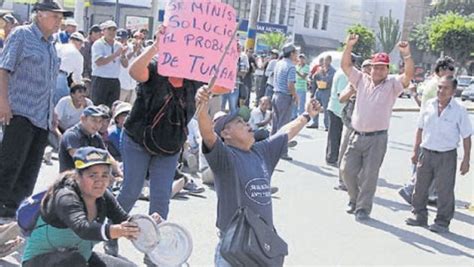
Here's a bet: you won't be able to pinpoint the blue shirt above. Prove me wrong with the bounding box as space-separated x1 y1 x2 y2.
273 58 296 95
0 23 60 130
58 31 70 44
107 125 122 155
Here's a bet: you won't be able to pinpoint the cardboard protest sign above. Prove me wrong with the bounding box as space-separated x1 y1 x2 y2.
158 0 239 93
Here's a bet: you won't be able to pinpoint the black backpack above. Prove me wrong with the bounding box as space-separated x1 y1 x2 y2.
142 87 188 155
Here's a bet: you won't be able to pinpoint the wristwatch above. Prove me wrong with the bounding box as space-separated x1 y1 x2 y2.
301 112 311 123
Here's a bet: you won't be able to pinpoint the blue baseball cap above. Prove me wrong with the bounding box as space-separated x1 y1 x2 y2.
73 147 112 170
82 105 108 118
213 109 246 138
116 28 129 39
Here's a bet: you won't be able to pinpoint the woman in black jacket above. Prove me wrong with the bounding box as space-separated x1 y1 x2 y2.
22 146 161 267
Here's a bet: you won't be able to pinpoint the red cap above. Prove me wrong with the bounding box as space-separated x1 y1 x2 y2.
371 53 390 65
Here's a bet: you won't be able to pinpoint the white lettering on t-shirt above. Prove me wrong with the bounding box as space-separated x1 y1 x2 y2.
245 178 271 205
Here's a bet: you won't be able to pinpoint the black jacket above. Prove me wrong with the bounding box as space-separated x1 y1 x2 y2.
41 177 129 241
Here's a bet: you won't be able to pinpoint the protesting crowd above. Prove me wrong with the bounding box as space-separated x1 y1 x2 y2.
0 0 472 266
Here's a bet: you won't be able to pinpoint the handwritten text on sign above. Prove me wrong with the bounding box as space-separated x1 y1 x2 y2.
158 1 239 92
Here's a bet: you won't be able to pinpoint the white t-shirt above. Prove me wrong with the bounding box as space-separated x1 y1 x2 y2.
57 43 84 84
249 108 271 131
55 96 93 131
91 38 123 78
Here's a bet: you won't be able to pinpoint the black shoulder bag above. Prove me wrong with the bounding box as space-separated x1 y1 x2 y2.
219 171 288 266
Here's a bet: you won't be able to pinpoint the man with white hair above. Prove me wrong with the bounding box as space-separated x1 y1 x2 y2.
0 0 73 222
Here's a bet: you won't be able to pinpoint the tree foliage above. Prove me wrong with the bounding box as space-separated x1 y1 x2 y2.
346 24 376 60
377 10 401 53
409 17 435 53
258 32 288 50
430 12 473 66
430 0 474 16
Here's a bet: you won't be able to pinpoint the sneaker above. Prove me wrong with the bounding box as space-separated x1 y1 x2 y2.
280 155 293 161
355 209 370 221
405 216 428 227
429 223 449 233
103 239 119 257
288 140 298 148
398 188 412 205
183 178 205 194
346 202 356 214
306 123 318 129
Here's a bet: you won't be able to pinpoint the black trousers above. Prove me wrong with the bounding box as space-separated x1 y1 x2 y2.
91 76 121 108
0 116 48 211
326 110 343 164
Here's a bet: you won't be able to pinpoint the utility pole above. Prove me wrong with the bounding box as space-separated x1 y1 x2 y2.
114 0 120 26
74 0 85 31
246 0 260 51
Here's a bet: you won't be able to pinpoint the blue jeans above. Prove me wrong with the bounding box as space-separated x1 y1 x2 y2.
221 87 239 113
54 72 70 106
214 239 232 267
292 90 307 118
117 133 180 219
313 89 331 128
271 92 292 156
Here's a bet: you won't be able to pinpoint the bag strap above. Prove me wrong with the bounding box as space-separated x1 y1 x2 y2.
230 153 243 208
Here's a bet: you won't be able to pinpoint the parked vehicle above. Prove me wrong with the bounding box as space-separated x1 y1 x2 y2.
456 75 473 97
461 83 474 101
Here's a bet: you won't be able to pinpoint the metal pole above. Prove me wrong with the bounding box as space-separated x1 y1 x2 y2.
246 0 260 51
115 0 120 26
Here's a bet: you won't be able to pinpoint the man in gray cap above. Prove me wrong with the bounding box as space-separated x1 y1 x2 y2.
194 85 320 266
91 20 128 107
271 43 299 160
0 0 73 222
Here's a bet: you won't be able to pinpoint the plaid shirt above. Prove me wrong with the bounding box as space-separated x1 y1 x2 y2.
0 23 59 130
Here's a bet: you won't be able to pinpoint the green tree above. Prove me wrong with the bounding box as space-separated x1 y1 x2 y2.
345 24 376 60
430 0 474 16
258 32 289 50
409 17 435 53
429 12 474 68
377 10 401 53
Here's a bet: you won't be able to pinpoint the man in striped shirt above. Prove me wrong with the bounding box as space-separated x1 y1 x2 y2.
0 1 73 222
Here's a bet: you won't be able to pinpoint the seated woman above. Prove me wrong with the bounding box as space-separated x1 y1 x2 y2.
22 146 160 267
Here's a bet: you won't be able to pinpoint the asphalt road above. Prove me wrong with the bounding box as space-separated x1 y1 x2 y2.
1 99 473 266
